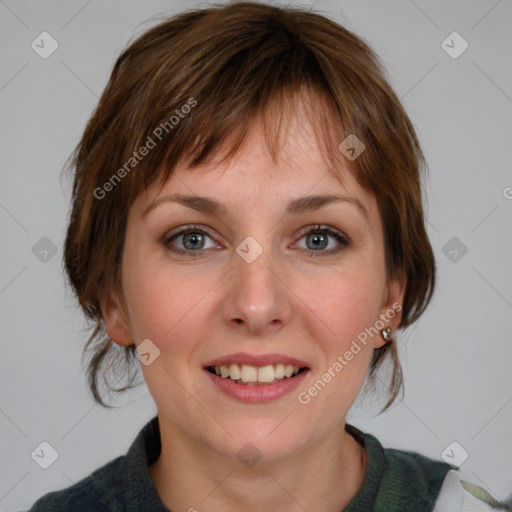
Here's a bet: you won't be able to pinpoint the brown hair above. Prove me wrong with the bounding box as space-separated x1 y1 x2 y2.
63 1 436 409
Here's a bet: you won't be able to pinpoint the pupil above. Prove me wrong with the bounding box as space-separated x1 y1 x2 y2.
308 233 327 250
184 232 203 250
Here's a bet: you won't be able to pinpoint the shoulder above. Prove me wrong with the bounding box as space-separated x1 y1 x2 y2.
380 445 452 507
379 443 509 511
25 455 125 511
345 424 452 511
384 445 452 484
25 416 165 512
345 424 510 511
433 469 511 512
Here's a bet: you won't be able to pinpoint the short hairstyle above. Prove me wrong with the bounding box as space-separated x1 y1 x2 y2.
63 1 436 409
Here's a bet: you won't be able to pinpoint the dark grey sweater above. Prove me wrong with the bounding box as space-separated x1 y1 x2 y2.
26 416 452 511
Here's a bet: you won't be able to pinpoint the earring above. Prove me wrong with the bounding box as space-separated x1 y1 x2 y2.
381 327 392 341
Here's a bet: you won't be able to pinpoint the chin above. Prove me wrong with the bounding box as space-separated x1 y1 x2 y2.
198 416 313 465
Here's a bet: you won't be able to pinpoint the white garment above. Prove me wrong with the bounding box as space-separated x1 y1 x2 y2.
433 470 504 511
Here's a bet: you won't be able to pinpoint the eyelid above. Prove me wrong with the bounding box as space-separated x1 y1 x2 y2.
295 224 350 242
162 224 218 246
163 223 349 241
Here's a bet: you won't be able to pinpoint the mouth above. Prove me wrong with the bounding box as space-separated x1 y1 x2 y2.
202 352 311 402
205 363 309 385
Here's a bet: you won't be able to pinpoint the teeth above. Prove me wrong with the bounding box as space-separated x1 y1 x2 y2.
229 363 240 380
212 363 302 384
258 365 275 383
240 365 258 383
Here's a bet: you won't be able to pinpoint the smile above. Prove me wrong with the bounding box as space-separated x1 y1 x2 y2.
203 353 311 403
206 363 307 385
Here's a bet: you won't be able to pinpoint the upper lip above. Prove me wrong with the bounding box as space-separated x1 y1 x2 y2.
204 352 310 368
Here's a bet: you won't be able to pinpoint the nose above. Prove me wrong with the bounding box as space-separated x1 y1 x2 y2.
220 239 293 336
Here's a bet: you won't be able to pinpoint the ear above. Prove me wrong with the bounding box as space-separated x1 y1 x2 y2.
374 269 407 348
98 288 133 347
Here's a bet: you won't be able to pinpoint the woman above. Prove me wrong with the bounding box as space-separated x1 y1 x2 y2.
27 2 507 510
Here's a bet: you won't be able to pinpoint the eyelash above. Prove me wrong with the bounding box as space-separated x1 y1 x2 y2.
163 224 351 258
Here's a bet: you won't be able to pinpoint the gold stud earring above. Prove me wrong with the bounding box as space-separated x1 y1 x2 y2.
381 327 392 341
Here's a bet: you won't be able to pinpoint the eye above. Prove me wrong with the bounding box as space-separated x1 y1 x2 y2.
164 224 350 258
294 225 350 256
164 225 218 257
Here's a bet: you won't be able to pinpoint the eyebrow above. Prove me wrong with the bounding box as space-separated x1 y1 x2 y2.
142 193 369 220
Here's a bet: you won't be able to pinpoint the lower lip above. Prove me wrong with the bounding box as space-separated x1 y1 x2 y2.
204 369 310 403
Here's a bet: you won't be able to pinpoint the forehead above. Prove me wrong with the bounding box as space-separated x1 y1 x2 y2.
132 111 376 220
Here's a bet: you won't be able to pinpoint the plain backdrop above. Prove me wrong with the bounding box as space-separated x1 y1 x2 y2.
1 0 511 510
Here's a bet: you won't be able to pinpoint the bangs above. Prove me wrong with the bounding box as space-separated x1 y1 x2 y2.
112 14 364 201
153 85 350 191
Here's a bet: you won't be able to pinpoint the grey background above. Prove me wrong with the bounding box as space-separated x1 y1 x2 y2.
1 0 511 509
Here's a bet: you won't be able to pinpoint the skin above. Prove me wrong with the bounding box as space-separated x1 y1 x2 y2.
100 102 406 511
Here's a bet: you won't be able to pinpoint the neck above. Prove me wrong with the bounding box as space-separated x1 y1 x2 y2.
150 419 367 512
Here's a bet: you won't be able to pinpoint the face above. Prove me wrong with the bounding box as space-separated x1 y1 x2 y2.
102 106 405 464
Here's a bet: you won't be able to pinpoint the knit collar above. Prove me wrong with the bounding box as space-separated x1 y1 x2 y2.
118 416 449 511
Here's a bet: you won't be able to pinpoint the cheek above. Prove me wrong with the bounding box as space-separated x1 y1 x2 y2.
302 262 384 343
299 278 380 413
296 260 384 404
122 255 214 355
